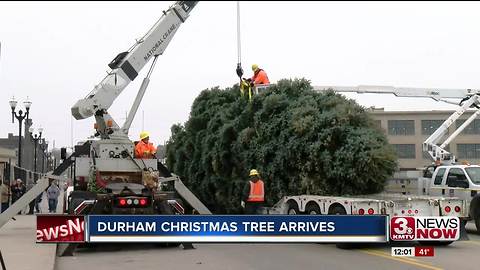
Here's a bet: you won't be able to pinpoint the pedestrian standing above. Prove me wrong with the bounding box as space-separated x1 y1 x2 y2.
34 191 43 213
47 182 60 213
11 179 26 204
1 181 10 213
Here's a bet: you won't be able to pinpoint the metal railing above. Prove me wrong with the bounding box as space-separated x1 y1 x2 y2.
0 162 67 229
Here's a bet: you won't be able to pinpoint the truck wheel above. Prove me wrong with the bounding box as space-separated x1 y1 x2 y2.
154 200 177 248
156 200 174 215
418 241 453 246
305 203 321 215
475 217 480 232
329 205 353 249
286 200 300 215
335 243 358 249
329 205 347 215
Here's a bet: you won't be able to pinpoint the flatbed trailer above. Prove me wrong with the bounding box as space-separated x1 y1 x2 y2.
262 194 467 218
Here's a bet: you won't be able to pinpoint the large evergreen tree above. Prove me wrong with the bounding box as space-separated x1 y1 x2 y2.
166 78 397 213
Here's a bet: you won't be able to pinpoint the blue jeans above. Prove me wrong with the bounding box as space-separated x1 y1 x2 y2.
48 199 58 213
1 202 8 213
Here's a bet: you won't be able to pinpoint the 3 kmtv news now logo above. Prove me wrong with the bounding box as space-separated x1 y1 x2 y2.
390 216 460 241
36 215 85 243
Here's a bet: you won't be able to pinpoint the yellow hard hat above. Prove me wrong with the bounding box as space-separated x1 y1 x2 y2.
139 131 150 140
249 169 259 176
251 64 259 71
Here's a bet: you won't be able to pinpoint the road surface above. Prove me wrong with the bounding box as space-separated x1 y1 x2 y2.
55 223 480 270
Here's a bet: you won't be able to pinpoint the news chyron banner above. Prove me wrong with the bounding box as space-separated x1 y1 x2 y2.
87 215 387 243
36 215 387 243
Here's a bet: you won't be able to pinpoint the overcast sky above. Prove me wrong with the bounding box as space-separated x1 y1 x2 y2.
1 1 480 150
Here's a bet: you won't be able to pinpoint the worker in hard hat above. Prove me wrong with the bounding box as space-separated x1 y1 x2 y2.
250 64 270 86
135 131 157 159
241 169 265 214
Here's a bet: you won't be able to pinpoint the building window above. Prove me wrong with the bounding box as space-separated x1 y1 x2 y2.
423 145 450 159
421 120 444 135
388 120 415 135
374 120 382 129
392 144 416 159
456 119 480 134
457 144 480 159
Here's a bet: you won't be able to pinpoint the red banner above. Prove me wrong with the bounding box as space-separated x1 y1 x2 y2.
36 215 85 243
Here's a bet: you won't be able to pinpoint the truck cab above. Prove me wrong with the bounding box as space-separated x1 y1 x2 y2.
425 164 480 229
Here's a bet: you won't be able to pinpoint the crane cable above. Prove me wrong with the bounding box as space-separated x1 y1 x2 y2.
235 1 252 100
236 1 243 79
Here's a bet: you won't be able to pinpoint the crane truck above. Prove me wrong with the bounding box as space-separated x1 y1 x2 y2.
57 1 209 255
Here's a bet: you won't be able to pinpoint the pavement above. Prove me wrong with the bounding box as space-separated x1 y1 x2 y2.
0 191 63 270
55 222 480 270
2 192 480 270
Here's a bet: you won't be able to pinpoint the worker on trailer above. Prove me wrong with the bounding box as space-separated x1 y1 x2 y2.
135 131 157 159
241 169 265 214
250 64 270 86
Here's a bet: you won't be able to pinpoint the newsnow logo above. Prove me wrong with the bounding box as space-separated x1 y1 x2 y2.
390 216 459 241
36 215 85 243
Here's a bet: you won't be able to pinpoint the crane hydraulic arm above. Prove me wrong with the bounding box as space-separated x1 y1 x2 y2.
71 1 197 137
313 85 480 165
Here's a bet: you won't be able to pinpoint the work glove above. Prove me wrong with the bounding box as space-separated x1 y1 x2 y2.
241 201 245 208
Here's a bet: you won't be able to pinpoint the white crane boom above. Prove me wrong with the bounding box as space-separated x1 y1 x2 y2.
313 85 480 165
71 1 197 138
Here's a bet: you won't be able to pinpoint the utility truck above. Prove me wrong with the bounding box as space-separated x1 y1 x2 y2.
311 85 480 232
57 1 210 256
255 84 479 246
308 85 480 228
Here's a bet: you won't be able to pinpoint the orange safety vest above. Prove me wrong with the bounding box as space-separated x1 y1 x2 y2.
251 69 270 86
247 180 265 202
135 141 157 159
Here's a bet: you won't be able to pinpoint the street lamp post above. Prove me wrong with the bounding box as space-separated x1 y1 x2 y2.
29 127 43 175
28 127 42 215
9 97 31 168
40 140 48 174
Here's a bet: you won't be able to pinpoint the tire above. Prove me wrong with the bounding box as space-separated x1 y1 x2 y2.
154 200 183 248
329 205 347 215
155 200 174 215
475 217 480 233
335 243 359 249
329 205 354 249
470 196 480 232
286 200 300 215
305 203 321 215
418 241 454 246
